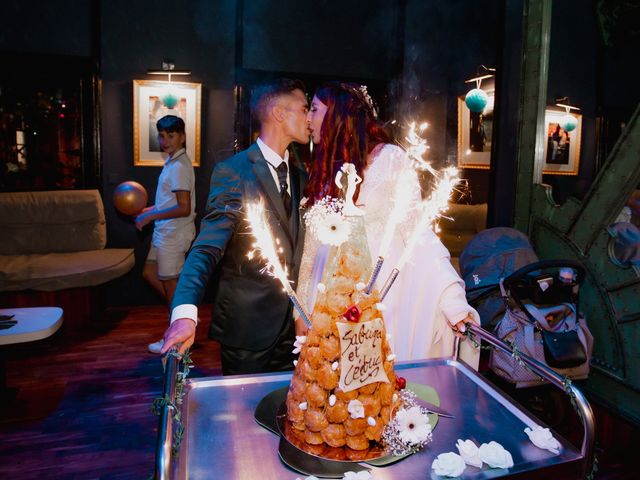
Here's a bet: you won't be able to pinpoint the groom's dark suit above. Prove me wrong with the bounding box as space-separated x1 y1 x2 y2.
172 143 307 373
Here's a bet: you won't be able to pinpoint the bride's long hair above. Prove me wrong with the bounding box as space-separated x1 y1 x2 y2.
304 82 390 204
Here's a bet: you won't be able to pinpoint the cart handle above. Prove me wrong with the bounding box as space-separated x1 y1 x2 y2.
155 348 180 480
458 324 595 479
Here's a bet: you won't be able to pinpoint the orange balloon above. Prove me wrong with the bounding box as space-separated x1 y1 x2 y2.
113 181 148 216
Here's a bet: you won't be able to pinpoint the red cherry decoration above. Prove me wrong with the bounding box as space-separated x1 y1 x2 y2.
396 376 406 390
343 304 362 322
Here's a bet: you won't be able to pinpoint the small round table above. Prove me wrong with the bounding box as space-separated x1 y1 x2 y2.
0 307 64 390
0 307 63 345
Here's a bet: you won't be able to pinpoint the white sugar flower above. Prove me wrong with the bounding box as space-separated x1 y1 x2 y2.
479 441 514 469
342 471 372 480
316 282 326 293
315 211 351 246
292 335 306 354
367 416 376 426
524 425 561 454
299 402 308 411
347 399 365 419
293 360 298 367
432 452 466 477
304 198 352 246
456 439 483 468
395 406 432 445
331 361 339 371
386 353 396 362
375 302 386 311
329 394 336 406
382 402 432 456
356 282 366 291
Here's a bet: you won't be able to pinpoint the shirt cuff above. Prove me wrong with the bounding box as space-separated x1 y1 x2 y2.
171 304 198 325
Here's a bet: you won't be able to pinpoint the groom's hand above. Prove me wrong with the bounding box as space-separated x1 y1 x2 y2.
161 318 196 354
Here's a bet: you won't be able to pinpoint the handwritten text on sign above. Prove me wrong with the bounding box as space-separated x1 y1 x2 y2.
337 318 390 392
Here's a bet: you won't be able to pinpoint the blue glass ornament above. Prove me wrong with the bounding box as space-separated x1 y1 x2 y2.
465 88 489 113
560 114 577 132
162 92 179 109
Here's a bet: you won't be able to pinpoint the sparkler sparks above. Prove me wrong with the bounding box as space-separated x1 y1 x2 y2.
366 166 416 294
378 167 416 258
398 166 460 269
246 201 312 327
377 122 461 298
246 202 291 288
404 121 435 175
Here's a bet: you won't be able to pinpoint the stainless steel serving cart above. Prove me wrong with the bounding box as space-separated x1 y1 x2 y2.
154 325 595 479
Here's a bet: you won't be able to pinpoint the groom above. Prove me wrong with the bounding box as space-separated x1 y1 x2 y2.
161 79 310 375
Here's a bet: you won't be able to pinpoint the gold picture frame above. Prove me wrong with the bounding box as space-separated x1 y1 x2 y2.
133 79 201 167
542 109 582 176
457 94 494 170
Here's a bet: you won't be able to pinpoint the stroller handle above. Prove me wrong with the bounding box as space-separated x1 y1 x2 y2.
503 259 586 288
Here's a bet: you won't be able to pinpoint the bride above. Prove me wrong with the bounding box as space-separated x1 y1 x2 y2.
296 82 480 367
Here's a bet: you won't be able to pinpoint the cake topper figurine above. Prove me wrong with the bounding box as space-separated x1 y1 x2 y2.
335 163 365 216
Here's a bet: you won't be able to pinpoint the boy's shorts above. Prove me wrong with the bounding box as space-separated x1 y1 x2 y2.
146 233 193 281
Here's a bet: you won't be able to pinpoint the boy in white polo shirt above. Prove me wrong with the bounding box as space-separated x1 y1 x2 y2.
135 115 196 353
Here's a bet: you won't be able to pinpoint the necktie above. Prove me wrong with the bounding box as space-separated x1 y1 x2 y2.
276 162 292 218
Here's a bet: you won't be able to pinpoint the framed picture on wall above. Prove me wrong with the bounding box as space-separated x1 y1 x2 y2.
457 94 493 170
133 80 201 167
542 109 582 176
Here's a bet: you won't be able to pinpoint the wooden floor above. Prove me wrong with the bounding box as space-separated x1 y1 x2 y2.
0 304 637 479
0 304 221 480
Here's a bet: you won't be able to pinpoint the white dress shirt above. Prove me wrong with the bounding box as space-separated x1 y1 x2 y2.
257 137 290 194
170 138 290 325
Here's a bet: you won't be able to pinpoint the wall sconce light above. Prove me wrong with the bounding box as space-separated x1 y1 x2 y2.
147 61 191 108
464 65 496 113
555 96 580 132
147 61 191 81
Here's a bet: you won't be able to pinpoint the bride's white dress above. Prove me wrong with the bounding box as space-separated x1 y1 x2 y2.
297 144 479 367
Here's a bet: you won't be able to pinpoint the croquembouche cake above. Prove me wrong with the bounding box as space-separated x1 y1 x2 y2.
284 211 405 460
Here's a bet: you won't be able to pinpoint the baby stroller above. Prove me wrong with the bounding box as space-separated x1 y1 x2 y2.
459 228 593 388
459 228 539 331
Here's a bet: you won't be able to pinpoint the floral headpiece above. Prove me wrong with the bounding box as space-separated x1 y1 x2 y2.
341 83 378 119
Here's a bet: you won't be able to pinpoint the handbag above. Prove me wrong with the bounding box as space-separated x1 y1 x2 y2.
541 329 587 368
489 279 593 388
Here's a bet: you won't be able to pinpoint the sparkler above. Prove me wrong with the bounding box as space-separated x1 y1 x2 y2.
246 202 312 327
380 167 460 300
377 121 460 300
365 167 416 294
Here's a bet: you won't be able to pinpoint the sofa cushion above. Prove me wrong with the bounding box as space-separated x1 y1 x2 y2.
0 190 106 255
0 249 134 292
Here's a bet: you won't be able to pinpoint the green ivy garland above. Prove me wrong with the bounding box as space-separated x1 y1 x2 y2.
151 350 193 456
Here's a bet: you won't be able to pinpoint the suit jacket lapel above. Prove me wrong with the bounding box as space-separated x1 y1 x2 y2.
290 157 308 283
289 163 301 243
248 144 294 247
